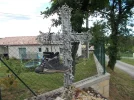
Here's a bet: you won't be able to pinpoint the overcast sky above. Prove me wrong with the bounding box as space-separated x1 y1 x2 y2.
0 0 107 38
0 0 62 38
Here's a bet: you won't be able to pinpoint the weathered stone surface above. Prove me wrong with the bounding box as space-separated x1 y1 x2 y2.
91 84 99 91
98 87 104 94
103 91 109 98
103 85 109 97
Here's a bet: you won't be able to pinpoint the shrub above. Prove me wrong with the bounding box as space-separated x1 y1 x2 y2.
0 74 18 90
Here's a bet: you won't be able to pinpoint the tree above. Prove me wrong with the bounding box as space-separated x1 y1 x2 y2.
118 35 134 53
41 0 108 75
81 0 134 70
89 21 107 73
105 0 134 70
89 21 106 46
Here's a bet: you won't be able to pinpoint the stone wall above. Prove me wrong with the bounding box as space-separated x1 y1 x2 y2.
74 54 110 97
74 73 110 97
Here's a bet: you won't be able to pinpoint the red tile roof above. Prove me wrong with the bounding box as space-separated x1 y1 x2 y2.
0 36 40 46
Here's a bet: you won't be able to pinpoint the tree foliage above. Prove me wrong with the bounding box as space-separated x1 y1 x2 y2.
118 35 134 52
89 21 106 46
41 0 108 75
41 0 134 71
104 0 134 70
42 0 108 32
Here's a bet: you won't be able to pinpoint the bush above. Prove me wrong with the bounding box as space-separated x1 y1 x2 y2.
3 58 25 75
117 53 121 60
0 74 18 90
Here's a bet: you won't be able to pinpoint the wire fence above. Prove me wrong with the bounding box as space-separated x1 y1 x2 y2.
0 45 97 100
94 43 105 74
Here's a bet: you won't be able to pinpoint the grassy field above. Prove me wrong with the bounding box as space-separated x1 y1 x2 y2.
107 67 134 100
120 52 133 57
120 58 134 66
0 54 97 100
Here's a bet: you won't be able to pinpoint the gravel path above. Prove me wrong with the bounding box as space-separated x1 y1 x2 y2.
105 55 134 78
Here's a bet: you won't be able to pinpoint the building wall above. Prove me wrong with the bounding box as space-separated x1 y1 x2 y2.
8 43 82 59
0 46 8 54
8 45 61 59
0 47 5 54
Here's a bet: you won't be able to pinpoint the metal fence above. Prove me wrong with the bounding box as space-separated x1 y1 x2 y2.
94 43 106 74
0 45 97 100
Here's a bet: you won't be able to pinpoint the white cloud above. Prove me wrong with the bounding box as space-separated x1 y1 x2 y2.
0 0 50 15
0 0 99 38
0 0 61 38
0 14 60 38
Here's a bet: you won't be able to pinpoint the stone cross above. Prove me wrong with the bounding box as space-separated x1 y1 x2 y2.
59 4 92 87
59 4 73 87
36 4 92 88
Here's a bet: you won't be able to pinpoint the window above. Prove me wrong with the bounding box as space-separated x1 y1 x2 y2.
38 48 42 52
19 48 26 59
46 48 49 52
60 48 63 53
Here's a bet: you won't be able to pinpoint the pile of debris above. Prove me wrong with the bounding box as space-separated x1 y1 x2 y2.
28 86 107 100
55 87 107 100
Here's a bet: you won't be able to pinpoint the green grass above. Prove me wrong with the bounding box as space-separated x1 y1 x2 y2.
0 54 97 100
120 58 134 66
107 67 134 100
120 52 133 57
75 55 97 82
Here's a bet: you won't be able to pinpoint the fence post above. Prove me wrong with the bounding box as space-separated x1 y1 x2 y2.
102 43 105 74
94 42 106 74
0 87 1 100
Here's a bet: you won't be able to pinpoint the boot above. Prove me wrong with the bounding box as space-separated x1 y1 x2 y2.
35 56 69 74
35 59 46 73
